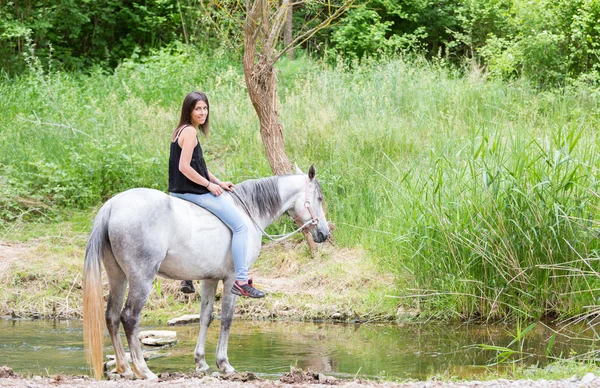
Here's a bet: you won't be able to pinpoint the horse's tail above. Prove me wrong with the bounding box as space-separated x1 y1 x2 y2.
83 203 111 380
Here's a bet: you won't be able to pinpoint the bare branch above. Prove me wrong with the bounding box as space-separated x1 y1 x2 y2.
212 0 246 31
203 2 240 49
177 0 190 47
274 0 353 62
246 0 264 43
19 112 96 141
265 0 291 53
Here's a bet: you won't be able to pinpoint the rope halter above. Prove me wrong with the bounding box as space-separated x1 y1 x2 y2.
293 177 325 232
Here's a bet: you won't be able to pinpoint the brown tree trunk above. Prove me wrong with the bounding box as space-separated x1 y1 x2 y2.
244 56 291 175
244 57 316 252
283 1 294 60
244 0 330 253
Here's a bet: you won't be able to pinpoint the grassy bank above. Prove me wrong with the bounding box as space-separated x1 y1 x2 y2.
0 209 397 321
1 48 600 321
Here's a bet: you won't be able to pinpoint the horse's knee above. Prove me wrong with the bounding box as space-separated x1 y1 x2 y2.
105 314 120 330
120 309 137 333
219 315 232 332
200 298 212 309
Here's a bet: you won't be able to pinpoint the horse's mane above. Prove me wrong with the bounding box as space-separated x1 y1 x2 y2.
231 176 284 220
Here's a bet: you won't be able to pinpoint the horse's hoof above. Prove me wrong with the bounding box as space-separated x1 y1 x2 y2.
121 370 134 380
196 363 210 374
139 371 158 381
219 364 235 375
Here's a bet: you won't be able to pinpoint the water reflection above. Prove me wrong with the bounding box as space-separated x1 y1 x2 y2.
0 319 595 379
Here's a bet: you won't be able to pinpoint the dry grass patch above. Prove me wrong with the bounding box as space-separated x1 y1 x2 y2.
235 241 398 321
0 228 398 323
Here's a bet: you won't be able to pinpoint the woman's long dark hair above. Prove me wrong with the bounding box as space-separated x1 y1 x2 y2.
172 91 210 141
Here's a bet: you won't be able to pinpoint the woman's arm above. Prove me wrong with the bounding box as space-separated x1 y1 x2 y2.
208 171 219 184
207 171 235 192
178 127 222 195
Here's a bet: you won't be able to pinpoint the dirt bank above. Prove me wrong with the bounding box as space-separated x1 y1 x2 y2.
0 367 598 388
0 376 598 387
0 237 400 322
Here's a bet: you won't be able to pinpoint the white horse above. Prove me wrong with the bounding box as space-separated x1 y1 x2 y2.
82 165 329 380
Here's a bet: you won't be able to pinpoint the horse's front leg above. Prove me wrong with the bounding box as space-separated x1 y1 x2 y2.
195 279 218 373
216 277 237 374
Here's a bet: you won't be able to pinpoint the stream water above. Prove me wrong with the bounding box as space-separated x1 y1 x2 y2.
0 318 596 380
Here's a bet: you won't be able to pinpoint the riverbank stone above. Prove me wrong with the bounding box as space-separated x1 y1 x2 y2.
581 372 596 384
138 330 178 346
167 314 200 326
396 306 420 320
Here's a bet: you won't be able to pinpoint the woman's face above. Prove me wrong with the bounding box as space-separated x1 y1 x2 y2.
190 100 208 128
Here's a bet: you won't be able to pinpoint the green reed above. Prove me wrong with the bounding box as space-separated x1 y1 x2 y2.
1 49 599 320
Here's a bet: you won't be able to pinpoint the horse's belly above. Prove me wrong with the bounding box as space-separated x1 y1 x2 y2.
158 252 232 280
159 206 234 280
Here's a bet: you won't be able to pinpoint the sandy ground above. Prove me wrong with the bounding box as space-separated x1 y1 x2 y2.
0 377 599 387
0 242 27 280
0 367 599 388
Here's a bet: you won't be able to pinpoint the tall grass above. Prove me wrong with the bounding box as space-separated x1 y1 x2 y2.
1 48 599 320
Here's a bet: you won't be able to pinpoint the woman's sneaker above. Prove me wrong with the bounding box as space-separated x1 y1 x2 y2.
180 280 196 294
231 279 265 298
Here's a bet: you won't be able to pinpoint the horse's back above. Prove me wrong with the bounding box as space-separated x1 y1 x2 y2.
106 188 173 234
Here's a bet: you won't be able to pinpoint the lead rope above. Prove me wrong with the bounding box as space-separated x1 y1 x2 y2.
230 190 315 242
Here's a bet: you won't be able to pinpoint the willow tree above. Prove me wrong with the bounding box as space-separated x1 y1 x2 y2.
243 0 350 175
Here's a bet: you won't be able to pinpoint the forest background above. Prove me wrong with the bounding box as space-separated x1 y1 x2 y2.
1 0 600 323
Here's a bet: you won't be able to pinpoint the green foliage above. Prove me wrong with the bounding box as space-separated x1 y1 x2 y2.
0 0 196 72
0 45 244 225
2 0 600 87
478 0 600 86
322 0 600 87
479 321 538 365
330 6 394 59
275 56 600 321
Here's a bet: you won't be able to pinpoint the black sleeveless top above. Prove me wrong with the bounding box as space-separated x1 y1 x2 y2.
168 129 210 195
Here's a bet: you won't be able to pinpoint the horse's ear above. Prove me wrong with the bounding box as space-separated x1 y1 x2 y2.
294 163 304 175
308 164 316 180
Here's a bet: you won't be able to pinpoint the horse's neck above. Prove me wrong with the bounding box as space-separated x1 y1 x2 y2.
249 175 305 231
278 174 306 216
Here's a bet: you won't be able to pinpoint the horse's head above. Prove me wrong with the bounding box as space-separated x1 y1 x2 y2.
289 164 330 243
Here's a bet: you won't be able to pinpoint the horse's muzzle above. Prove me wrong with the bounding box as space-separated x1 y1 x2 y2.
314 230 328 243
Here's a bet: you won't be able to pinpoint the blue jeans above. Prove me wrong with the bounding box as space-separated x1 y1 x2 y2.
170 192 249 281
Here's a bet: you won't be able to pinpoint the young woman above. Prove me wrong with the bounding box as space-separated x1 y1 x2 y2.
168 91 265 298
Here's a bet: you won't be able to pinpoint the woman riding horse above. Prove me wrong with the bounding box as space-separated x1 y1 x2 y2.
169 91 264 298
82 93 330 380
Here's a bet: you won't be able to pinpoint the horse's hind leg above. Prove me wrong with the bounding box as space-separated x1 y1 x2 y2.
103 249 133 378
216 277 237 374
194 279 218 373
120 274 158 380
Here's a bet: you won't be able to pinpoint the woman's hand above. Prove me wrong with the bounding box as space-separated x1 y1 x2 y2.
208 182 223 196
218 181 235 192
